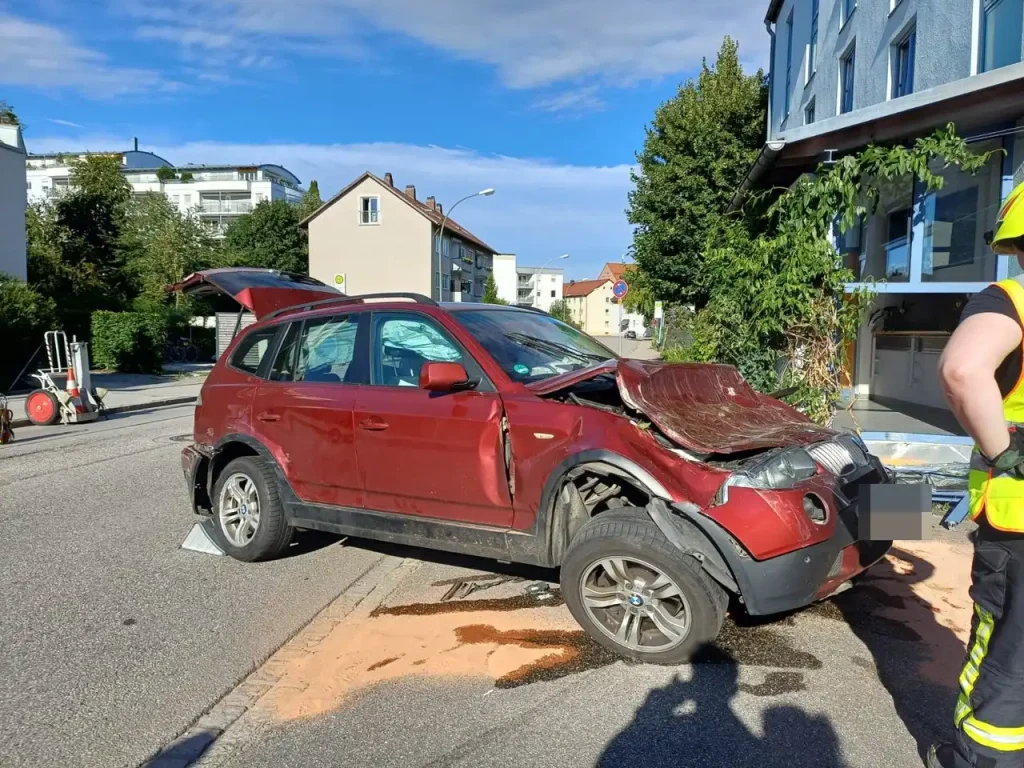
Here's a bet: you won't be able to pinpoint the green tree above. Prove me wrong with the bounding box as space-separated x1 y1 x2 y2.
27 192 133 324
482 274 507 304
548 299 577 326
179 170 194 182
620 266 655 321
223 199 307 274
156 165 177 182
123 193 217 309
627 36 767 308
670 124 994 423
298 180 323 220
68 155 133 211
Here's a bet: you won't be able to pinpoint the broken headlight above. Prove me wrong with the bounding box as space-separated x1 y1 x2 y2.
716 447 820 504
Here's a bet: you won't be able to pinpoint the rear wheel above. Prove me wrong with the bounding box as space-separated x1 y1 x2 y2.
24 389 59 426
210 456 293 562
561 507 728 665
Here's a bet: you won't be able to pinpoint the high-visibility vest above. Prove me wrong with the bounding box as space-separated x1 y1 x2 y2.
968 277 1024 532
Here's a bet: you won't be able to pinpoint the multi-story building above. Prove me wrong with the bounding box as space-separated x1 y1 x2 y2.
514 266 564 311
597 262 646 335
737 0 1024 425
0 119 27 280
25 140 305 237
493 253 519 304
303 171 498 302
563 279 616 336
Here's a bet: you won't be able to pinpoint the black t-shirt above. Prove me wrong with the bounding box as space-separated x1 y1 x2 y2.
958 284 1024 398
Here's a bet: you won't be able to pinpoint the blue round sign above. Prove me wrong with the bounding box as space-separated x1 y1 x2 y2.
612 279 629 299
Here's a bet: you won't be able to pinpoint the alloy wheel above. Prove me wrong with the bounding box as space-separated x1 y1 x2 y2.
218 472 261 547
579 556 692 653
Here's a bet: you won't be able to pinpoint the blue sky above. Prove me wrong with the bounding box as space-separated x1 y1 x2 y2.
1 0 768 279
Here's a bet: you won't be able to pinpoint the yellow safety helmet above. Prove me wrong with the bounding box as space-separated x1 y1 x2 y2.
991 179 1024 254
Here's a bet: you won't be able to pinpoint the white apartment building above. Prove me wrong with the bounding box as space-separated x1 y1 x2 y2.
0 119 27 280
25 140 305 237
493 253 518 304
514 266 564 311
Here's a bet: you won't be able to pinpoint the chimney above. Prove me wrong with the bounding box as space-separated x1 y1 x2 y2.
426 196 436 211
404 184 416 200
436 202 442 215
384 172 394 187
133 137 138 151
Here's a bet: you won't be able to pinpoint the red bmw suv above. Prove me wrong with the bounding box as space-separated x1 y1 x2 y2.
177 269 894 664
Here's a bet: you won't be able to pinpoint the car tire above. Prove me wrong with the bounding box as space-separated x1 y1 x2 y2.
24 389 60 426
561 507 728 665
210 456 293 562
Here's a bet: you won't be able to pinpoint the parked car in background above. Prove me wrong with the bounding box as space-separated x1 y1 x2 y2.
175 269 895 664
624 330 637 340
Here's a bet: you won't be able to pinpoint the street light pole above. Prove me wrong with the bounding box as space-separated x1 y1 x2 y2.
535 253 569 312
436 188 495 301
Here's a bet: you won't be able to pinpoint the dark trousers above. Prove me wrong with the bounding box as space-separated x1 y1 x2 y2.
952 521 1024 767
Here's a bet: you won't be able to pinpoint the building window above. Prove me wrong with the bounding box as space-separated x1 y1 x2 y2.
360 196 379 224
980 0 1024 72
842 0 856 25
805 99 816 125
840 46 856 114
783 11 794 118
171 194 180 205
550 290 556 298
183 193 192 206
808 0 819 79
26 180 31 190
435 272 441 289
891 27 916 99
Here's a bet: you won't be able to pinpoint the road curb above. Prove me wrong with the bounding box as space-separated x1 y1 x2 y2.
10 396 197 429
142 555 415 768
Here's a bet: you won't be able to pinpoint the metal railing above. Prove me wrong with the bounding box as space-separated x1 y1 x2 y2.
198 200 253 214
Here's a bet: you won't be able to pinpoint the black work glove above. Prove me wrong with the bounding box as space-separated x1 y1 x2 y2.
984 429 1024 478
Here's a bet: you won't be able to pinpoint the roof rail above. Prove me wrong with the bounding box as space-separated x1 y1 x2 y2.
263 292 438 321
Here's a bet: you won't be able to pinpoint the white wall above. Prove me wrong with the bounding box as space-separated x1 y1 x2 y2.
0 135 27 280
494 254 518 304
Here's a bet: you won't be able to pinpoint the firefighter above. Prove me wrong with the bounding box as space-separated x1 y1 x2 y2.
932 179 1024 768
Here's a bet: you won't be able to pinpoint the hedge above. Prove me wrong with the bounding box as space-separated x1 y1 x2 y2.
91 311 170 373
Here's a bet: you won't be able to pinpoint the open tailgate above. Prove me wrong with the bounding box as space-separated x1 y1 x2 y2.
169 268 342 319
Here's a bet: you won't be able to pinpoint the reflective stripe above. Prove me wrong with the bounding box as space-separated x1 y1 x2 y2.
963 718 1024 751
957 605 996 731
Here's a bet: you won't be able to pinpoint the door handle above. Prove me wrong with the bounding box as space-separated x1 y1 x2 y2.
257 411 281 422
359 417 389 431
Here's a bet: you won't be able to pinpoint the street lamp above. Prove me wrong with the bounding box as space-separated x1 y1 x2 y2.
436 188 494 300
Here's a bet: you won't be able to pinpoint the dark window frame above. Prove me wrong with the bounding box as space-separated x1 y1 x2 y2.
891 26 916 99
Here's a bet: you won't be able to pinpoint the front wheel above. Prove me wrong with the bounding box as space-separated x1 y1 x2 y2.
560 507 728 665
209 456 293 561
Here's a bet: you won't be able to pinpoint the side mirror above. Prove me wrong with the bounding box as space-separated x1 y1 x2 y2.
419 362 474 392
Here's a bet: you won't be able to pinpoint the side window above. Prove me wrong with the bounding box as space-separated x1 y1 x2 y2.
269 323 301 381
295 315 362 384
230 326 278 376
373 315 464 387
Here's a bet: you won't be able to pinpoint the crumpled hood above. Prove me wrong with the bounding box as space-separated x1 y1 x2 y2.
529 359 837 454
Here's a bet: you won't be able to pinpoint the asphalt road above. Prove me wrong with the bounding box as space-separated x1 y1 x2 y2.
198 537 972 768
0 406 384 768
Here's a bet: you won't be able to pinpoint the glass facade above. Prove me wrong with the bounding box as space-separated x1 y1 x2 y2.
981 0 1024 73
921 139 1003 283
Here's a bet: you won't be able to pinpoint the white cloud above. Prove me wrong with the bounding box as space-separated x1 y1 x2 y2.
26 134 634 277
116 0 767 87
0 14 177 97
46 118 85 128
532 86 606 116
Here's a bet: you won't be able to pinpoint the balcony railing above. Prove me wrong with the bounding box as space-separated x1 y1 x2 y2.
198 200 253 214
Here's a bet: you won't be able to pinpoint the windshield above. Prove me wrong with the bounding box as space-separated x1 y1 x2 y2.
453 309 616 382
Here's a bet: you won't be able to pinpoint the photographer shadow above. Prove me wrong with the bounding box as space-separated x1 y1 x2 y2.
598 654 845 768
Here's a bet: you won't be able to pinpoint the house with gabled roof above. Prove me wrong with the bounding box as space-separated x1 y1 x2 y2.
301 171 498 302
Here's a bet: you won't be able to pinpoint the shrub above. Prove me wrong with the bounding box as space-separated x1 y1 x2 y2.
0 274 57 389
91 311 169 373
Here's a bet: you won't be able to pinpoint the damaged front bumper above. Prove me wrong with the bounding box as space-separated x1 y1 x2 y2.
660 466 896 617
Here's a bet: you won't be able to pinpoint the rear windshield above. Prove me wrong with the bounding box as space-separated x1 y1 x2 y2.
452 309 615 382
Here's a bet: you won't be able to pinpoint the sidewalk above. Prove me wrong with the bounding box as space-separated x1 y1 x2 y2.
7 365 209 427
